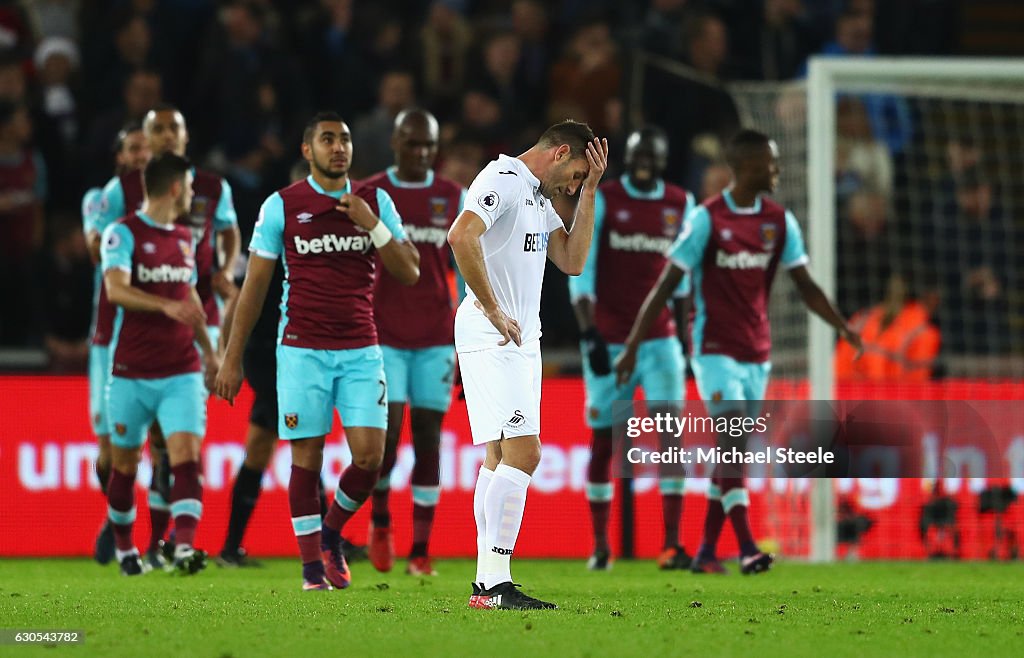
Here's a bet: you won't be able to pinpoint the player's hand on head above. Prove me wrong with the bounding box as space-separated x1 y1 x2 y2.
164 298 206 327
613 345 637 386
337 193 377 231
583 137 609 192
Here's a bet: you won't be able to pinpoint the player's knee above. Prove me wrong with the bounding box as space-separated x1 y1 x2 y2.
353 447 385 472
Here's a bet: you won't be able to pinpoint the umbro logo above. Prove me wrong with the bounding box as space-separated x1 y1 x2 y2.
297 212 313 223
142 242 156 254
505 409 525 428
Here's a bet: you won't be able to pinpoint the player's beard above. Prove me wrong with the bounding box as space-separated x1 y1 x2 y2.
312 155 348 180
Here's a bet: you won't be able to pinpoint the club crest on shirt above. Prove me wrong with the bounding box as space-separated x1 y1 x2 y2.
142 241 157 254
760 223 777 250
284 413 299 429
662 207 681 234
178 240 193 259
189 197 210 227
115 423 127 436
429 197 449 226
711 391 723 403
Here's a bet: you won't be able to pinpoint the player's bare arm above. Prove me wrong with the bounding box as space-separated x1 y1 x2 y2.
214 254 276 404
213 225 241 300
448 209 522 346
104 268 206 326
614 262 686 385
218 291 239 355
547 138 609 276
86 231 102 265
191 287 221 390
788 265 863 356
338 192 420 285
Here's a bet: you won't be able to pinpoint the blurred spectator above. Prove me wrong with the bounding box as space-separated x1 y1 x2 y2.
0 2 34 58
33 37 81 198
807 10 913 152
26 0 80 41
836 189 893 315
637 0 689 59
0 48 26 101
510 0 551 118
835 272 940 382
37 212 91 371
728 0 820 80
438 131 485 188
351 70 415 178
933 167 1017 353
645 11 739 189
835 96 893 201
0 99 46 345
700 160 731 201
298 0 363 118
193 0 306 192
86 11 154 115
473 32 526 132
548 17 620 135
459 87 508 161
874 0 958 56
84 68 161 187
418 0 472 119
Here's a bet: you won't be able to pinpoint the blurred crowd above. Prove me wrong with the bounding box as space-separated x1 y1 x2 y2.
3 0 1018 378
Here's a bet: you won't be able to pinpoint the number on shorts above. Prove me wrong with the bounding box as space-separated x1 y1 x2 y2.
378 379 386 406
441 358 455 385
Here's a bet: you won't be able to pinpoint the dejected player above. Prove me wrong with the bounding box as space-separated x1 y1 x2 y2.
363 108 465 577
100 153 220 576
615 130 861 574
449 120 607 610
215 112 420 591
568 126 695 571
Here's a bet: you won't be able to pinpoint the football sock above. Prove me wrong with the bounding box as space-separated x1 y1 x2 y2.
587 430 614 552
410 443 440 557
96 459 111 496
147 485 170 552
482 464 531 590
107 469 137 552
660 493 683 550
473 466 494 583
721 482 757 556
223 464 263 553
170 461 202 548
324 464 379 533
697 480 725 561
289 465 322 566
371 445 397 528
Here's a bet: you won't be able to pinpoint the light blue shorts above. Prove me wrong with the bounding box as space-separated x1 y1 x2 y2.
381 344 455 412
690 354 771 417
106 372 207 449
277 344 387 438
204 325 220 354
582 337 685 429
88 344 111 436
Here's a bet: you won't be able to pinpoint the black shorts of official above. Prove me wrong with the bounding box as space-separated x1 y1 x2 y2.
243 339 278 432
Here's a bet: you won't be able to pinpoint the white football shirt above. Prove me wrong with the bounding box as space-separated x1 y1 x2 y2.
455 154 566 352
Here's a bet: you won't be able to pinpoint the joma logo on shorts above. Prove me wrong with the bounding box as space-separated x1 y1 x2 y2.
294 234 370 254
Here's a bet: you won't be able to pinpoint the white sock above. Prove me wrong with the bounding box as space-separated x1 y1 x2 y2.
473 466 495 584
482 463 531 590
115 547 138 562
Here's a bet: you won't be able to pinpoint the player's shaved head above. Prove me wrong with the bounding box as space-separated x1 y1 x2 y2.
144 104 188 156
392 108 439 181
624 125 669 187
393 108 438 138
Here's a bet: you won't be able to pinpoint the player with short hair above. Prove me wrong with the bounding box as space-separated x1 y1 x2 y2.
615 129 861 574
94 104 240 568
450 120 608 610
84 121 151 565
362 108 465 577
569 126 695 571
215 112 420 591
100 152 219 576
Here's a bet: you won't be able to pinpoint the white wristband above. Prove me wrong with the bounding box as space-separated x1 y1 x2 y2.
369 220 393 248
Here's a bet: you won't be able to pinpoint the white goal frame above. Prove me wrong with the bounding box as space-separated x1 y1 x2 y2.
805 57 1024 561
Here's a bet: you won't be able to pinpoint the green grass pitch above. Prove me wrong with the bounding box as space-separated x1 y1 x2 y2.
1 559 1020 657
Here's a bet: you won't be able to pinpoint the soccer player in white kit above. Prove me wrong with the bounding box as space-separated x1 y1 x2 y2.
448 120 608 610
